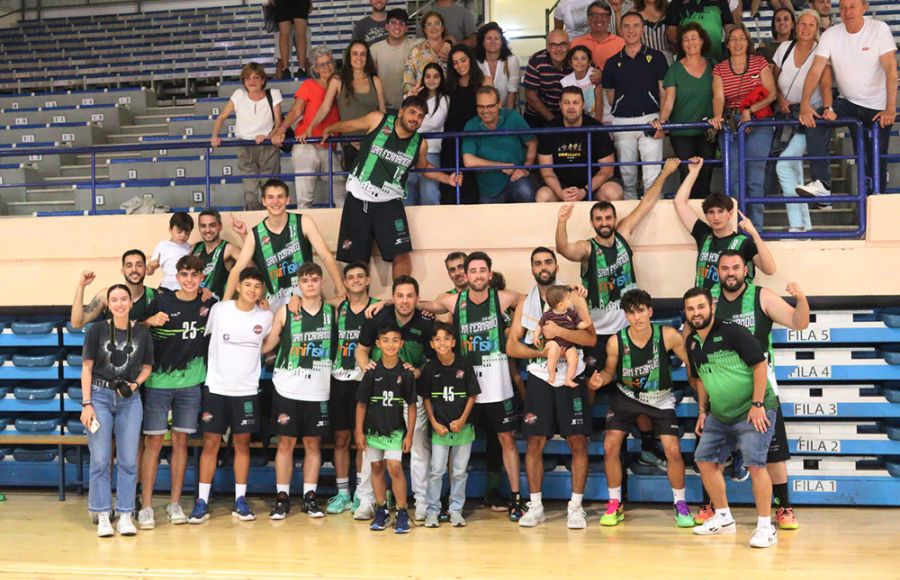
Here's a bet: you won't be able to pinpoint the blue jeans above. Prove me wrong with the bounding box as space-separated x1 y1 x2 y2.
776 133 813 230
425 441 472 514
722 116 774 229
87 385 143 513
480 174 538 204
833 97 892 193
695 409 777 468
404 152 441 206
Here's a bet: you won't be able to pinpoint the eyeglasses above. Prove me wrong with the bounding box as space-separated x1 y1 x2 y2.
476 101 500 111
589 12 612 19
315 61 335 69
548 42 570 49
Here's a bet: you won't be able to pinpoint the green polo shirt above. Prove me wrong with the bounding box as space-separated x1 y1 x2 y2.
462 109 535 199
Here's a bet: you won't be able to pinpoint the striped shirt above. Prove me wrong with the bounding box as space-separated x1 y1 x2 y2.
642 17 673 60
522 49 573 117
713 55 768 110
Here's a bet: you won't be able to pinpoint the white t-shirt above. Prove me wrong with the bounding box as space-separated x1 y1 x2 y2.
554 0 597 38
477 54 521 107
229 88 282 140
815 18 896 110
419 94 449 154
152 240 190 291
204 301 274 397
774 42 822 106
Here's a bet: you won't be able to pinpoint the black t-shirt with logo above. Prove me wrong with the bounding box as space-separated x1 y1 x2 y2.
358 305 434 368
144 291 217 388
356 360 417 436
83 321 154 383
537 115 615 189
418 357 481 428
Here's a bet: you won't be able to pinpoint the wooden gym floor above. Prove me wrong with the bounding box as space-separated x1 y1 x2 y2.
0 492 895 579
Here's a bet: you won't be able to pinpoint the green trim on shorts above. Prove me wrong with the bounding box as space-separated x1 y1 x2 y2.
432 423 475 446
366 430 404 451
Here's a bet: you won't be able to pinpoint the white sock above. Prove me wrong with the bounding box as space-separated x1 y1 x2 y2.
716 507 733 521
276 484 290 495
570 492 583 507
608 487 622 502
530 492 543 507
198 483 211 503
337 478 350 496
757 515 772 529
235 483 247 499
303 483 317 496
672 488 686 503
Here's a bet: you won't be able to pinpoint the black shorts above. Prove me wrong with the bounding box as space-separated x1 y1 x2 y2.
274 0 311 22
329 377 360 432
522 374 592 438
475 397 517 434
271 390 331 438
766 401 790 463
583 333 613 377
336 193 412 263
604 388 679 437
200 387 261 435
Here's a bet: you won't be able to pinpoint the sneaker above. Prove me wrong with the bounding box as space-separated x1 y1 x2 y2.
303 491 325 518
694 503 714 525
750 524 778 548
370 506 390 531
776 506 799 530
637 450 667 470
97 511 114 537
692 514 737 535
796 180 831 198
517 502 545 527
483 488 507 512
232 496 256 521
567 501 587 530
394 508 411 534
269 492 291 520
188 499 210 525
350 493 361 513
414 505 428 522
674 501 695 528
600 500 624 526
507 498 526 522
354 502 375 521
449 511 467 527
439 506 450 522
424 512 440 528
166 502 188 525
326 493 352 514
137 506 155 530
386 490 396 510
117 512 137 536
731 451 750 482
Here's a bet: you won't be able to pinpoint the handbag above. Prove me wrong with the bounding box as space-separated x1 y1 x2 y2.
262 2 278 33
265 88 294 153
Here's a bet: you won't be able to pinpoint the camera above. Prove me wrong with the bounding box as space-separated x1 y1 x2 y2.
114 379 134 398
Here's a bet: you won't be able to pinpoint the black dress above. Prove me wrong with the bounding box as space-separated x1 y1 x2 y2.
440 83 479 205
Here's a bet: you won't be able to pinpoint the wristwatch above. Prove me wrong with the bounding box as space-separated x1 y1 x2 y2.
751 401 765 408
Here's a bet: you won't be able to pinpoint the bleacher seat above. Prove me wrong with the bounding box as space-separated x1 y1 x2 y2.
13 385 60 401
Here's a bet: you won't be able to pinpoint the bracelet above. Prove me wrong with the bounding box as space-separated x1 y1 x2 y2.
81 401 93 407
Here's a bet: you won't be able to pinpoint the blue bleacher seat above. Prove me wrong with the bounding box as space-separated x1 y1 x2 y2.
64 447 87 464
0 417 8 431
64 322 82 334
0 353 8 365
12 350 60 367
13 447 58 462
879 308 900 328
66 385 82 400
65 354 82 367
14 416 61 432
13 385 60 400
881 345 900 366
10 321 56 334
65 418 85 435
884 383 900 403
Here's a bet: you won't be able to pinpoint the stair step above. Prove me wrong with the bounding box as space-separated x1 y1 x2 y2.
146 106 194 115
134 114 177 122
44 173 107 182
119 123 169 134
7 199 75 215
107 133 169 143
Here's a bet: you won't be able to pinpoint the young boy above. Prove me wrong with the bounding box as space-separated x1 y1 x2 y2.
148 212 194 292
355 323 417 534
536 285 591 387
419 322 480 528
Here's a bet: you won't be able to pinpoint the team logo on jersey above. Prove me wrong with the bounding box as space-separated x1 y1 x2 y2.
261 236 271 245
223 334 231 342
277 413 291 425
397 376 403 384
524 413 537 425
456 369 465 380
253 325 264 335
342 239 353 250
200 306 210 317
201 412 214 423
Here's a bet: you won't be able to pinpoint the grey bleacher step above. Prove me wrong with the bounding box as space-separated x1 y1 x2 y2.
145 106 195 116
25 187 77 203
60 164 110 177
119 123 168 134
75 152 135 162
7 199 75 215
107 132 168 143
44 172 107 182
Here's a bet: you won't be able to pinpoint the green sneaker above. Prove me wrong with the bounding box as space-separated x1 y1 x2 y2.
600 500 624 526
674 501 695 528
326 493 352 514
386 490 396 510
351 493 361 513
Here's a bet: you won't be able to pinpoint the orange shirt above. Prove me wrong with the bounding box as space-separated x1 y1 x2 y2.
571 32 625 70
293 79 340 147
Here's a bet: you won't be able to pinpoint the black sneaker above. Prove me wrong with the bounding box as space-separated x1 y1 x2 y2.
508 498 526 522
303 491 325 518
483 488 506 512
269 491 291 520
439 506 450 522
296 68 308 79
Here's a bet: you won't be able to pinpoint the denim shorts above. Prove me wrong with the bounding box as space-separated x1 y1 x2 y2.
142 385 202 435
694 409 777 468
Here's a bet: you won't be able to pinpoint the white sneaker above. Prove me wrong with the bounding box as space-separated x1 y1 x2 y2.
567 501 587 529
353 502 375 520
117 513 137 536
518 502 545 527
137 506 155 530
97 512 114 537
166 502 188 525
749 525 778 548
692 514 737 535
414 506 428 522
449 511 467 527
796 180 831 198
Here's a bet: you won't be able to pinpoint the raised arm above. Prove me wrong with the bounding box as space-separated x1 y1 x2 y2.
673 157 702 232
761 284 810 331
736 210 776 276
618 157 681 238
223 231 257 301
555 202 591 262
301 214 346 298
71 271 106 329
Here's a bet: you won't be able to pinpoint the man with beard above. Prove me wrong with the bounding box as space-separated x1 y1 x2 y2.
191 209 243 300
324 96 462 280
505 247 596 529
72 249 158 327
683 287 779 549
710 250 809 531
444 252 468 295
425 251 527 522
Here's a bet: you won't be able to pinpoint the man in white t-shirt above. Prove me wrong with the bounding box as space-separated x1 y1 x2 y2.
188 268 274 524
370 9 414 113
554 0 597 38
799 0 897 193
148 212 193 292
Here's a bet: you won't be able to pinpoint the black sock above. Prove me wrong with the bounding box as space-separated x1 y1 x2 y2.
773 483 791 509
511 492 521 502
640 430 656 453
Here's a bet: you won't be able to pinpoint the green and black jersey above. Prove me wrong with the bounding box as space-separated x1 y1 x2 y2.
273 304 336 401
332 297 379 381
251 213 313 302
712 281 774 362
453 289 514 403
145 292 216 389
356 360 417 437
615 324 675 409
418 357 481 445
192 240 230 300
687 320 777 424
359 305 434 368
345 113 422 202
691 221 758 290
127 286 157 323
582 233 636 334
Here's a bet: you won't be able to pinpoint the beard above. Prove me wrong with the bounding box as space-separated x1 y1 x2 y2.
533 269 557 287
687 312 713 331
721 276 745 293
594 225 615 239
125 272 145 285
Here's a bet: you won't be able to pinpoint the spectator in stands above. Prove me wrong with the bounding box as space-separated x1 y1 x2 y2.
81 285 154 537
813 0 833 32
274 0 312 78
302 41 386 173
403 11 449 95
476 22 521 110
710 25 776 228
462 86 538 203
757 8 795 64
572 2 625 71
441 44 492 204
274 47 346 208
654 23 716 198
775 10 832 232
211 63 282 211
536 86 623 202
636 0 674 63
523 30 574 128
353 0 389 45
272 15 296 79
561 46 601 118
405 63 449 205
601 12 668 199
608 0 635 35
799 0 897 195
431 0 478 47
370 9 414 113
554 0 598 38
666 0 733 62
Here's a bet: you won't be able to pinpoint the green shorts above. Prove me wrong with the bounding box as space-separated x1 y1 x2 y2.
432 423 476 446
366 429 404 451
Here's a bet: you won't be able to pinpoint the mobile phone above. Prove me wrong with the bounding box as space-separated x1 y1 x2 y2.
90 418 101 433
